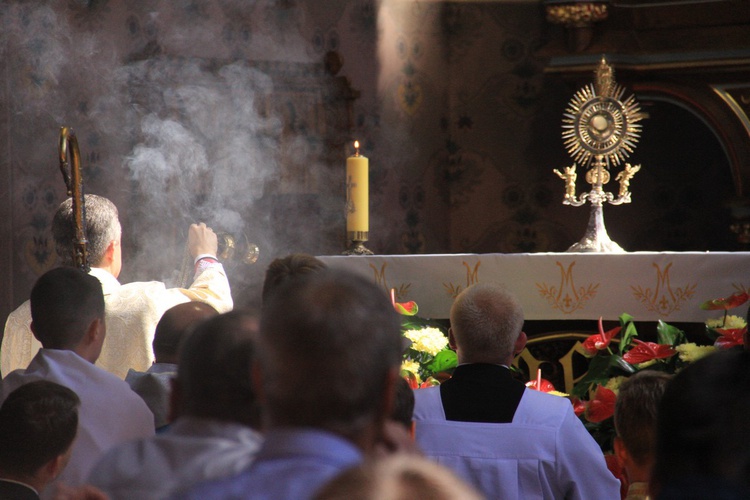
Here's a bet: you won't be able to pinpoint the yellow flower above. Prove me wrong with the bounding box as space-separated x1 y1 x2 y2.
547 390 569 397
401 359 420 376
706 315 747 329
604 376 628 395
404 327 449 356
675 343 717 363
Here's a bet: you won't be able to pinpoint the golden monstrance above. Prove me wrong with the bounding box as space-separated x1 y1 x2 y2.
554 57 645 252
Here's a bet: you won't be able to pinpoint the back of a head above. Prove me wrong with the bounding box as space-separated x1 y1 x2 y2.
449 283 524 363
0 380 80 479
391 376 415 430
313 454 485 500
261 253 327 303
52 194 120 267
153 302 219 363
30 267 105 349
652 349 750 496
614 370 671 467
177 310 260 426
260 268 402 435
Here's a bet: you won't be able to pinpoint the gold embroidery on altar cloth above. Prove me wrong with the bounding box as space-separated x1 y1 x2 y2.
536 261 599 314
369 262 411 301
631 262 697 317
443 261 482 299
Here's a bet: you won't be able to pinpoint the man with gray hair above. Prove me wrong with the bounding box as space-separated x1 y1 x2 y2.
412 283 620 499
177 268 405 499
2 194 233 379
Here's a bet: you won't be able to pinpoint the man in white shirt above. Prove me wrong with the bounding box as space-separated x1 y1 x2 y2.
2 194 233 379
1 267 154 495
412 283 621 500
89 310 263 500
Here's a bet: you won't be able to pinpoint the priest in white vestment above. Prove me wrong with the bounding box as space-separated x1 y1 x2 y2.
0 267 155 497
2 194 233 379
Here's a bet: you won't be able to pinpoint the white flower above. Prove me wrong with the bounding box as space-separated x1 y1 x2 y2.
400 359 420 378
404 327 449 356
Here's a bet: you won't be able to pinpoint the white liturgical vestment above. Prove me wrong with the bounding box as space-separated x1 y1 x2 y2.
413 386 621 500
0 349 155 495
2 264 232 379
88 416 263 500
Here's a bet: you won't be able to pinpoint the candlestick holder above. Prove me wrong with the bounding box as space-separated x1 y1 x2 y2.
554 57 645 252
343 236 373 255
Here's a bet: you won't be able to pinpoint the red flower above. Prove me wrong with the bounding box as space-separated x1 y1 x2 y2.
586 385 616 423
622 339 677 365
713 327 747 349
569 396 586 417
582 317 622 356
700 291 750 311
391 289 418 316
525 378 557 393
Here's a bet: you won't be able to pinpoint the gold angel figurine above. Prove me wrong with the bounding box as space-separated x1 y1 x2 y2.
615 163 640 197
554 165 577 199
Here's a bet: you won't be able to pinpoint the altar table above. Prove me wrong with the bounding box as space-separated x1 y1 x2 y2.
318 252 750 322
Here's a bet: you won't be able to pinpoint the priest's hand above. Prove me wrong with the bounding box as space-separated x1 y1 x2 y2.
188 222 219 259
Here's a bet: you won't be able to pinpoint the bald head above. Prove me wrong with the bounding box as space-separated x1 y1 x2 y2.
450 283 524 364
153 302 219 364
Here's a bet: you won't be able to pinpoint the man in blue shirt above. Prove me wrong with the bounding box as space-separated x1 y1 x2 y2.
176 268 405 499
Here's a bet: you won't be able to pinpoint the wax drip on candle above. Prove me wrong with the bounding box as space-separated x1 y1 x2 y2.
354 140 360 157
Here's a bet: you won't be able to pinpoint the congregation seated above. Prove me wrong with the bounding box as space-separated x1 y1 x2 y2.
0 267 154 494
88 310 263 500
313 454 484 500
613 371 671 500
125 302 218 430
0 381 80 500
175 268 405 499
412 283 620 499
651 349 750 499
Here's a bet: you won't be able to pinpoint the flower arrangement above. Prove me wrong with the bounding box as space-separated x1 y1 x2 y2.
571 291 748 452
391 290 457 388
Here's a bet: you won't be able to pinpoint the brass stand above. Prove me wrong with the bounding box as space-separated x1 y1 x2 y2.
343 239 373 255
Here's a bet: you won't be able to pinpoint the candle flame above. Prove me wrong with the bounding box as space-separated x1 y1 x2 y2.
353 140 359 149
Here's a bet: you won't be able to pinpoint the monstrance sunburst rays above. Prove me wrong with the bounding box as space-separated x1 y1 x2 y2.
562 82 643 169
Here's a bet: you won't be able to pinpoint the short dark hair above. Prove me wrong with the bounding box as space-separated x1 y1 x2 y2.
177 310 260 426
652 349 750 495
0 381 80 477
391 377 415 430
259 269 402 436
614 371 671 466
152 302 218 363
30 267 105 349
261 253 327 303
52 194 121 267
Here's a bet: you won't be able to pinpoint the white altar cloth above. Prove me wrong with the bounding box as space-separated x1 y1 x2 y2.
318 252 750 322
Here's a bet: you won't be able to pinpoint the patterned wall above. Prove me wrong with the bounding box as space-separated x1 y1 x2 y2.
0 0 742 321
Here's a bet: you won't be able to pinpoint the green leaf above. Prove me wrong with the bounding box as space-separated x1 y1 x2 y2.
572 354 636 397
656 320 686 346
618 316 638 355
572 355 612 397
425 349 457 374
